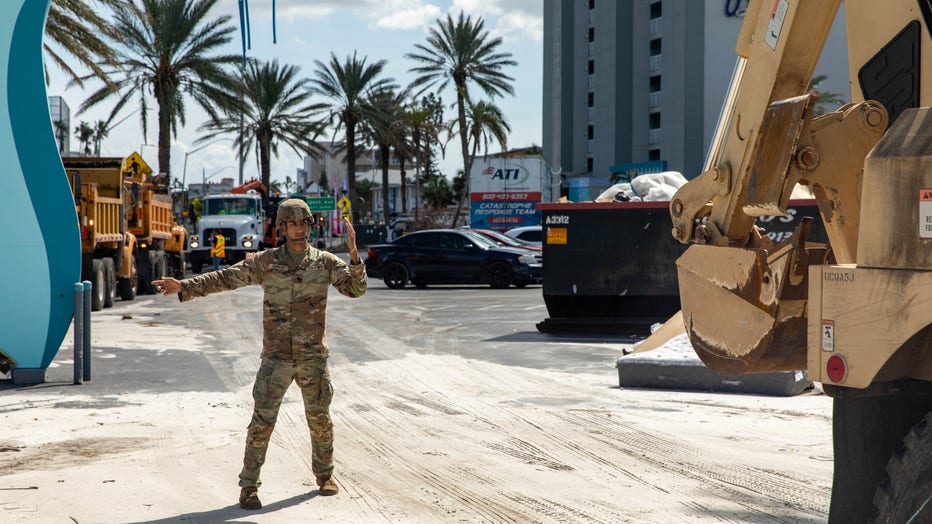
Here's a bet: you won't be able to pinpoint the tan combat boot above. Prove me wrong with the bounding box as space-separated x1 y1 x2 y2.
239 486 262 509
317 475 339 496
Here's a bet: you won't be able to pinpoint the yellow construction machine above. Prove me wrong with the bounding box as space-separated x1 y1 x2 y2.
651 0 932 521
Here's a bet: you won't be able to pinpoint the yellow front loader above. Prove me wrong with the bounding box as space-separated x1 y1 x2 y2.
653 1 932 521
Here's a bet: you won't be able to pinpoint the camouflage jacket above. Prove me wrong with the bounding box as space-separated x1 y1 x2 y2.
179 245 367 360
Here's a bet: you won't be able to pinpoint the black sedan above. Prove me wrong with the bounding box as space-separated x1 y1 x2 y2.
364 229 543 289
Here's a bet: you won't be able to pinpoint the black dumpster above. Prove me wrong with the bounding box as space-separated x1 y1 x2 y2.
536 199 827 334
355 224 388 246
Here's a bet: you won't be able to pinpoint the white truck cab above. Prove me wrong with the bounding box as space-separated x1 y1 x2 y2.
188 192 265 273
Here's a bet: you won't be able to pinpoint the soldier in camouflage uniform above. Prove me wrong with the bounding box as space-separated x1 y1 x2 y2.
154 198 367 510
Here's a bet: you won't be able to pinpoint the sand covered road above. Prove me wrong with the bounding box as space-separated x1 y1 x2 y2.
0 284 834 523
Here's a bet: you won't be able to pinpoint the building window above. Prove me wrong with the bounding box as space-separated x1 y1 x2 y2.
588 27 595 42
587 125 594 140
588 60 595 75
588 0 595 9
649 75 661 92
650 2 662 19
587 92 594 107
649 112 661 129
650 38 662 56
587 157 594 172
649 149 661 161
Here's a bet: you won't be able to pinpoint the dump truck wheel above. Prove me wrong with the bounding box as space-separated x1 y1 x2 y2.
102 258 116 308
171 252 186 279
142 252 160 295
486 262 513 289
382 262 408 289
872 411 932 523
118 256 137 301
90 259 105 311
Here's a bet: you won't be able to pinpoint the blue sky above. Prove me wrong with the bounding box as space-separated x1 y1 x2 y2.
46 0 543 189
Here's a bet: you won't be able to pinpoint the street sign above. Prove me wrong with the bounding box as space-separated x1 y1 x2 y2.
307 196 335 212
338 196 352 214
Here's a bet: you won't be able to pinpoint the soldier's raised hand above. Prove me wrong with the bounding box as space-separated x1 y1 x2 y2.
343 216 359 264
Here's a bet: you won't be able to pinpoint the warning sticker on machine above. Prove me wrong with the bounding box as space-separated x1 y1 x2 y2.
920 189 932 238
765 0 789 50
822 319 834 352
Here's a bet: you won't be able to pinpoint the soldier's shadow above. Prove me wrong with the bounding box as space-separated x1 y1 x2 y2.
128 492 318 524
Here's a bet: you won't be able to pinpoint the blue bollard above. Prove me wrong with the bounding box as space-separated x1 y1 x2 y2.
82 280 91 381
73 283 83 385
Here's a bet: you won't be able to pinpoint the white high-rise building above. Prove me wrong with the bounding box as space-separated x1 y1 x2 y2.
542 0 849 200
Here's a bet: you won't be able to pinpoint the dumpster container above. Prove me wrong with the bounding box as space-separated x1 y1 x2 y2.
355 224 388 246
536 199 827 334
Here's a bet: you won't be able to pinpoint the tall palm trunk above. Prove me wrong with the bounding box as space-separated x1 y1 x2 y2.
451 83 470 227
346 116 358 221
399 157 407 213
258 134 272 207
156 88 172 177
380 144 391 222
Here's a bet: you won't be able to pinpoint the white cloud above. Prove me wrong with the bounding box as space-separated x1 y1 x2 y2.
356 0 443 31
449 0 542 43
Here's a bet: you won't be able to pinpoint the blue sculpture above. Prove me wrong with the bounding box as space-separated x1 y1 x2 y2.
0 0 80 378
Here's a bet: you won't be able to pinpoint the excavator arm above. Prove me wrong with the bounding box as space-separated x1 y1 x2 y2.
667 0 927 374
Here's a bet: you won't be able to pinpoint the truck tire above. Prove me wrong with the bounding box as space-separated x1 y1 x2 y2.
872 411 932 523
143 252 164 295
136 251 153 295
169 252 186 279
102 258 116 308
829 381 932 522
90 259 105 311
117 256 137 301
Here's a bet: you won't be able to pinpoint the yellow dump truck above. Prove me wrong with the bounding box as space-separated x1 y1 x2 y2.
64 152 186 310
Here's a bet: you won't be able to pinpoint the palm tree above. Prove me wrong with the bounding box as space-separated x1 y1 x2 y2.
45 0 120 87
404 94 445 220
407 11 517 226
422 173 453 210
78 0 241 181
463 99 510 164
92 119 110 156
309 51 396 221
198 58 325 206
364 86 409 222
74 121 94 155
53 119 69 154
809 74 847 116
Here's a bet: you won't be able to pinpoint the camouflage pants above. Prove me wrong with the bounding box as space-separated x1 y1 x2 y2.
238 357 334 488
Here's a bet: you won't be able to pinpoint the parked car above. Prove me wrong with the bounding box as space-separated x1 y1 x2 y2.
364 229 543 289
504 225 543 246
468 228 543 253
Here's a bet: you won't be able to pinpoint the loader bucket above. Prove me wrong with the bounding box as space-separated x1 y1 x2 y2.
675 236 829 375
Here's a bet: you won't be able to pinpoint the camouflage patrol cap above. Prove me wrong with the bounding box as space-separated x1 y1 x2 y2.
276 198 312 229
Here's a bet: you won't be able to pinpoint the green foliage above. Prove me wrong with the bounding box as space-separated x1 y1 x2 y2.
74 121 94 155
309 51 396 220
77 0 241 179
46 0 121 87
199 58 325 204
809 74 847 117
407 11 517 227
421 173 453 209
